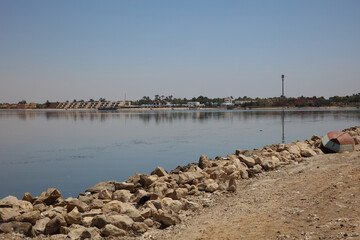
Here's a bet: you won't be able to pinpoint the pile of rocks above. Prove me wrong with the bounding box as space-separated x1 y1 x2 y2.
1 127 359 239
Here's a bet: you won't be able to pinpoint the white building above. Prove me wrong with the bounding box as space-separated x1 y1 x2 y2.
221 97 233 107
187 102 201 107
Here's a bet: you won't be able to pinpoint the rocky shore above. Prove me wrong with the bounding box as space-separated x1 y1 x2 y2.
1 127 360 239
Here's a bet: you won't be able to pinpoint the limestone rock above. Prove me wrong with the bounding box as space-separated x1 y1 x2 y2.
151 166 169 177
144 218 154 227
225 165 237 175
149 181 168 197
161 197 183 213
296 142 317 157
155 211 181 227
15 210 41 225
42 188 62 205
86 181 116 193
208 168 226 181
112 190 132 202
276 144 286 152
33 203 47 212
68 225 101 240
178 171 204 184
0 196 33 213
205 179 219 193
139 174 158 187
82 216 93 227
107 214 134 231
165 188 188 200
238 154 256 167
90 199 104 209
121 203 144 222
82 209 102 218
0 221 34 237
91 215 107 229
132 189 151 205
231 159 248 179
33 217 50 235
0 208 21 222
114 182 135 193
235 149 242 155
199 155 211 169
101 224 126 237
67 225 84 240
262 156 280 170
182 199 200 211
140 207 153 218
78 193 93 204
102 200 123 213
248 164 263 177
22 192 35 204
65 207 82 225
98 189 112 200
0 196 19 208
65 197 89 213
227 177 237 192
143 201 157 214
45 215 67 235
300 147 317 157
285 144 301 157
132 222 148 233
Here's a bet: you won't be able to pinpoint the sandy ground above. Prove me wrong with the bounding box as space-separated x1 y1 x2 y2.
2 151 360 240
146 151 360 240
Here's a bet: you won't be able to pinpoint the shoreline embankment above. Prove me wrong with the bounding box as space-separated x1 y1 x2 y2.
0 126 359 239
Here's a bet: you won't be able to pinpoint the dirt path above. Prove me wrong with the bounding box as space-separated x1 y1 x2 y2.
148 151 360 240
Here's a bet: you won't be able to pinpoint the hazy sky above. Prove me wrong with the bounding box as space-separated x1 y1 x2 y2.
1 0 359 103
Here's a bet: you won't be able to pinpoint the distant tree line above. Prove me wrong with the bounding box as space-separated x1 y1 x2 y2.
1 93 359 109
131 94 360 108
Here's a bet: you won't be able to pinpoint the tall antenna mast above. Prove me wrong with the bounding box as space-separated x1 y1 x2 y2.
281 75 285 98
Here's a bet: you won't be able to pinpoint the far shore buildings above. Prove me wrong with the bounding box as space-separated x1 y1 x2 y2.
56 101 131 109
1 101 132 110
0 102 37 109
187 102 202 107
221 97 234 107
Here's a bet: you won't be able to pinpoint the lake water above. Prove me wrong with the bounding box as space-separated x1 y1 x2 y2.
0 109 359 199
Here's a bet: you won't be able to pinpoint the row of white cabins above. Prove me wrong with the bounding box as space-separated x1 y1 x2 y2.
54 97 245 109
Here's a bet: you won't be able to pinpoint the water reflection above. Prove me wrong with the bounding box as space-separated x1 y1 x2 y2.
1 109 359 199
1 109 359 123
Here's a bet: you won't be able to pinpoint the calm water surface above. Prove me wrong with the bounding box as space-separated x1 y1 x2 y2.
0 109 359 198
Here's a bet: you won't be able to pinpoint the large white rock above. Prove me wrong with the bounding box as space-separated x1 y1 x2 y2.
262 156 280 170
238 154 256 167
101 224 126 237
112 190 132 202
151 166 169 177
0 208 21 222
33 217 50 235
161 197 183 213
285 144 301 157
204 179 219 193
296 142 317 157
107 214 134 231
65 207 82 225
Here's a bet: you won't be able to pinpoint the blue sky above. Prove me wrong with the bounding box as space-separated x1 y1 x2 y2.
1 0 359 103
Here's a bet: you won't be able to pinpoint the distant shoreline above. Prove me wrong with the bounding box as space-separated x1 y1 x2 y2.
0 106 358 112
